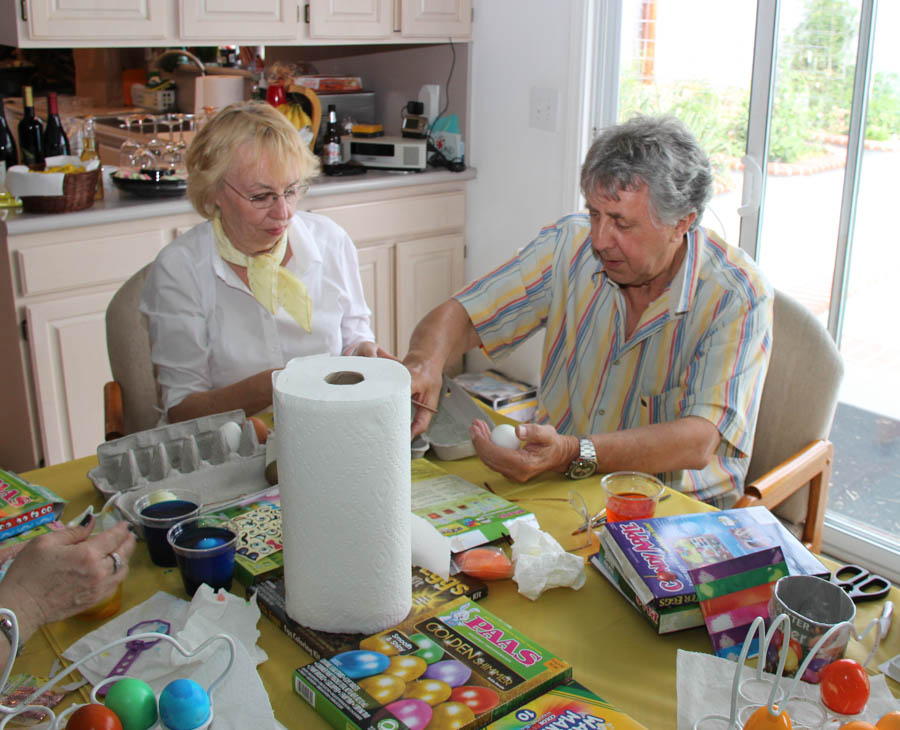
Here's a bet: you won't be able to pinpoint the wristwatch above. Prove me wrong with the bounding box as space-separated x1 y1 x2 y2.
0 615 22 657
565 437 598 479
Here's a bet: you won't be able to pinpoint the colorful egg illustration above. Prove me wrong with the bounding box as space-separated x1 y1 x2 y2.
409 633 444 664
423 659 472 688
449 685 500 714
382 698 433 730
330 649 390 679
358 673 407 705
383 654 428 682
427 700 477 730
359 634 400 657
403 678 452 706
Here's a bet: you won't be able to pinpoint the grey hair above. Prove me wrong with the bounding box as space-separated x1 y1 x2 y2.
580 115 713 230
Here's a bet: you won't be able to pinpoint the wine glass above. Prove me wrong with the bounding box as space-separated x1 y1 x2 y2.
117 115 143 169
144 115 168 166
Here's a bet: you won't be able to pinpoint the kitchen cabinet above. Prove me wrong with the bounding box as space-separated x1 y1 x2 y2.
0 211 203 471
2 0 472 47
0 0 171 47
309 181 466 357
308 0 472 40
0 175 467 471
180 0 300 43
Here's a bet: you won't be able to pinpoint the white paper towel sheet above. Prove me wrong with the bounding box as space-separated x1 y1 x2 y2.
274 354 412 633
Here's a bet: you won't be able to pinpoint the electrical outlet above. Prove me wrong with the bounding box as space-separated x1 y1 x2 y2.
418 84 441 125
529 86 558 132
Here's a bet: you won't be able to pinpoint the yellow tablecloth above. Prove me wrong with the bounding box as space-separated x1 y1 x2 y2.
14 455 900 729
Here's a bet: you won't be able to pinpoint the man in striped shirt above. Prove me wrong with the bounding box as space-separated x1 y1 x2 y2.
404 116 773 507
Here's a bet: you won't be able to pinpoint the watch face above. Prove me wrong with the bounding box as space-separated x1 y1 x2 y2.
567 459 597 479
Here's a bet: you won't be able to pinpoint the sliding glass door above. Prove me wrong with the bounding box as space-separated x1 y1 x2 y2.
594 0 899 577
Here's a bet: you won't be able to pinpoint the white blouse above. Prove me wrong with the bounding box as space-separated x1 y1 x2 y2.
140 211 374 412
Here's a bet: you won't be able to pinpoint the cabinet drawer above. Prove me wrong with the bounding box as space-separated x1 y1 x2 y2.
17 231 167 297
313 191 465 245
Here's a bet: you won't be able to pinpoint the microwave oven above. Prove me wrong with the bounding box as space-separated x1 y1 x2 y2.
349 136 427 171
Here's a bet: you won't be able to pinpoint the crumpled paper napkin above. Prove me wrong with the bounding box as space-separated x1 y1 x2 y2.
6 156 99 197
63 586 275 728
676 649 899 729
508 520 585 600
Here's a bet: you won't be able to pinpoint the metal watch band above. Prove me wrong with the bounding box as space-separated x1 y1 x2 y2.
565 437 598 479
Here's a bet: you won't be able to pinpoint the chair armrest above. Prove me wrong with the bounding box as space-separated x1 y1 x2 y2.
734 439 833 553
104 381 124 442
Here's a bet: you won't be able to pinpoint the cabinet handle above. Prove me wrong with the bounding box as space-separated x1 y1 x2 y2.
20 319 28 342
20 0 27 22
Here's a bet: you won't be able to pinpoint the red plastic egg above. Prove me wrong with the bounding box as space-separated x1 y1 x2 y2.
820 658 870 715
66 704 124 730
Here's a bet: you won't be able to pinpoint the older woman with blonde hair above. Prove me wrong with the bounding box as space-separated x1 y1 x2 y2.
141 101 387 423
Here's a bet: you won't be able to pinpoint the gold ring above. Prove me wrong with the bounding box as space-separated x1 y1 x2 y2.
109 551 123 574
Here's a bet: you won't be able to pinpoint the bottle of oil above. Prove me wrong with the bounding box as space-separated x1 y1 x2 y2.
80 116 103 200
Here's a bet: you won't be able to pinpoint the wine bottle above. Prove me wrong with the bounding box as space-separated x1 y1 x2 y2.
42 91 70 158
80 115 103 200
322 104 341 173
1 97 18 172
18 86 44 170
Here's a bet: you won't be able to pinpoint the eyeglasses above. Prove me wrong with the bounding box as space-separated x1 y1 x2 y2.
223 179 308 209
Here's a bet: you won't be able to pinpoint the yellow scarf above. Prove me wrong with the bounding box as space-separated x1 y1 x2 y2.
213 213 312 333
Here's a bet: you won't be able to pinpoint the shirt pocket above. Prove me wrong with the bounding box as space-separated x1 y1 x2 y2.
642 386 684 428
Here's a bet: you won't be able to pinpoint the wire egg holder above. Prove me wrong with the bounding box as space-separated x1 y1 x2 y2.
692 609 888 730
0 618 235 730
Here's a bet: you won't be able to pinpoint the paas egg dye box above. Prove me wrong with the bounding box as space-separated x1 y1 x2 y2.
293 597 572 729
484 678 648 729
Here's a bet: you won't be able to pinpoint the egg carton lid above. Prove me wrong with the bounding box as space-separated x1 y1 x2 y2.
412 376 489 461
87 410 269 518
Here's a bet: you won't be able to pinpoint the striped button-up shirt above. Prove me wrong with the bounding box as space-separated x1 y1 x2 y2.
455 214 773 507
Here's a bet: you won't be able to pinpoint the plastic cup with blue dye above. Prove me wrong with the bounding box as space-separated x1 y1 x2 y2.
167 515 238 596
134 489 202 567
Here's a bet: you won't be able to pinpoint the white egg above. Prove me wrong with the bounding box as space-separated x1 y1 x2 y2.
219 421 242 452
491 423 521 450
147 489 178 505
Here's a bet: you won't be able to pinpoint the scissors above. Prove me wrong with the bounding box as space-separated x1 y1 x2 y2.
830 564 892 602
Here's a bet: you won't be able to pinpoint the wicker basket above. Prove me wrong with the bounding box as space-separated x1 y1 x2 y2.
21 168 100 214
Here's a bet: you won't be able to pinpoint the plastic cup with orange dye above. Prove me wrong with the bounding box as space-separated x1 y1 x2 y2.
600 471 665 523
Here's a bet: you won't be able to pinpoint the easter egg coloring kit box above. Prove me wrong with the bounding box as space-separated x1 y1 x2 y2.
294 597 572 729
254 566 488 660
0 468 66 542
484 678 648 729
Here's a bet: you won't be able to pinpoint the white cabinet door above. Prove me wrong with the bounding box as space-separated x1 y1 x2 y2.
26 0 170 41
395 233 464 359
181 0 300 41
356 243 395 354
308 0 392 39
400 0 471 38
26 290 115 465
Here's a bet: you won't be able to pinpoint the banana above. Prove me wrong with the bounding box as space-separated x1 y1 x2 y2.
275 103 311 131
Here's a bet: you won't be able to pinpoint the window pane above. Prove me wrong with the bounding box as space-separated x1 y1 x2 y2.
827 1 900 545
617 0 757 246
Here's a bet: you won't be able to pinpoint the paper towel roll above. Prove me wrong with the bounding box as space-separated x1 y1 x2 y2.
194 75 245 115
274 354 412 633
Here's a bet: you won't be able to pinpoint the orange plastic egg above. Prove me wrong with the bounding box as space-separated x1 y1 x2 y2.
743 705 792 730
877 712 900 730
838 722 876 730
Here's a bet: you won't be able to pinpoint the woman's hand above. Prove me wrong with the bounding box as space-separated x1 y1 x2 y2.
0 518 136 638
469 420 579 483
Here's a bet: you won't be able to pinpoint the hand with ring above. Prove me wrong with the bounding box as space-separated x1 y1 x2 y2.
0 517 136 645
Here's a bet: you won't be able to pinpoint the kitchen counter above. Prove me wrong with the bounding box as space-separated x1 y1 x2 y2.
2 165 476 235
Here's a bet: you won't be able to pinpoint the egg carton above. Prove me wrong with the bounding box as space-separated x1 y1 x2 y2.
411 376 488 460
87 410 269 523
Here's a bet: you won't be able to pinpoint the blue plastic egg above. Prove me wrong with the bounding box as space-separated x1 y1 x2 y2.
330 649 390 679
158 678 211 730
